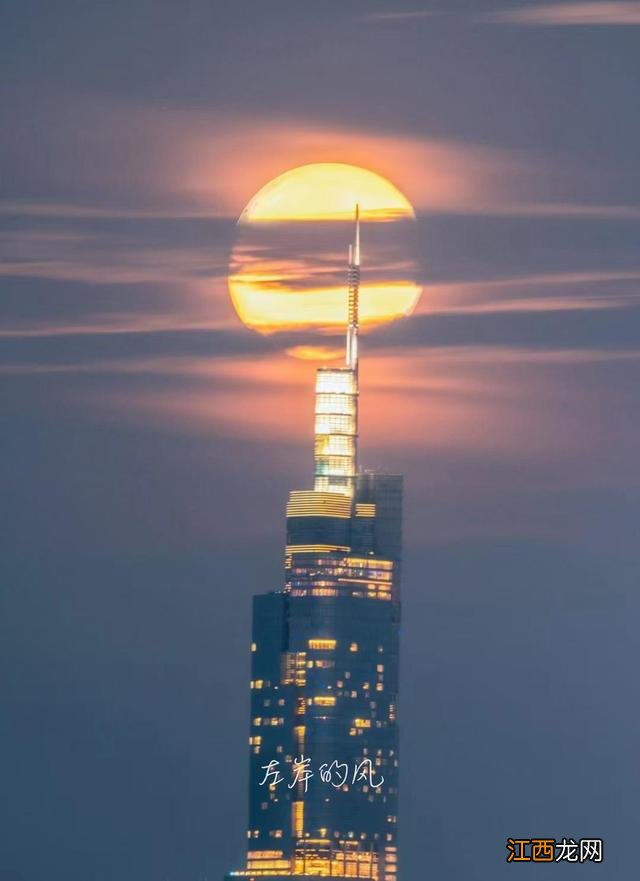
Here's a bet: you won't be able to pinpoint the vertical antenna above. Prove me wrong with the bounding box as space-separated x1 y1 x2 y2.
346 204 360 370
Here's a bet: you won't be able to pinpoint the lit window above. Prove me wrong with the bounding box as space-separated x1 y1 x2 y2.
308 638 337 650
313 695 336 707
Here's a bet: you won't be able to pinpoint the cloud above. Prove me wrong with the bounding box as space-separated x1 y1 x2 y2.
485 2 640 25
416 269 640 315
365 10 439 22
3 308 638 523
0 230 230 286
3 298 638 380
0 317 233 341
4 88 638 232
22 344 635 505
0 325 274 381
3 89 639 365
365 3 640 28
372 302 640 354
450 201 640 220
0 88 542 219
0 217 239 338
0 202 222 220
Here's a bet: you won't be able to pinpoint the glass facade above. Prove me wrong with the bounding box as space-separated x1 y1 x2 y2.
313 369 358 498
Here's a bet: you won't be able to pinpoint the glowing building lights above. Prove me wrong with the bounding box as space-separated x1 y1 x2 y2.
313 369 358 498
315 371 357 395
308 639 337 650
286 491 352 519
286 543 351 555
313 695 337 707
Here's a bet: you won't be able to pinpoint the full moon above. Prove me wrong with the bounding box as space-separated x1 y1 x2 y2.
228 163 421 353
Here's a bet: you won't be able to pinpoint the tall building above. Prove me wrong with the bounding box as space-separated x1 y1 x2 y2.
226 208 402 881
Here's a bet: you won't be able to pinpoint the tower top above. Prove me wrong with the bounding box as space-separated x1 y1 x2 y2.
346 204 360 370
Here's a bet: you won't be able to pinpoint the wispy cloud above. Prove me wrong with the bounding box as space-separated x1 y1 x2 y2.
365 10 439 22
449 201 640 220
0 201 224 221
38 345 636 486
5 89 637 225
0 232 227 285
3 89 639 364
416 269 640 315
366 3 640 27
485 2 640 25
3 298 638 377
0 317 233 340
0 228 230 286
0 89 548 219
3 257 638 353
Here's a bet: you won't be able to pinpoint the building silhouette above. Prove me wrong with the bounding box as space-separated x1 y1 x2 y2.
226 209 402 881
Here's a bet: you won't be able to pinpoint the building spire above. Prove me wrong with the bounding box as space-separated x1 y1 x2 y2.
346 204 360 371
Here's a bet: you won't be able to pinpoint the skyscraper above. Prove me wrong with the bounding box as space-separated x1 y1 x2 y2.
226 209 402 881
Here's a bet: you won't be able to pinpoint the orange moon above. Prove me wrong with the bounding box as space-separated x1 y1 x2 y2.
228 163 421 343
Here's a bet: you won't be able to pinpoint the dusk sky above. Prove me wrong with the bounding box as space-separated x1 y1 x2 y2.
2 2 639 880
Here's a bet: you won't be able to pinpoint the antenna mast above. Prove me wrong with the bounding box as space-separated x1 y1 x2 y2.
346 205 360 371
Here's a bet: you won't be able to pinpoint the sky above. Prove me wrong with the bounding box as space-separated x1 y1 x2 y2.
1 2 639 880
